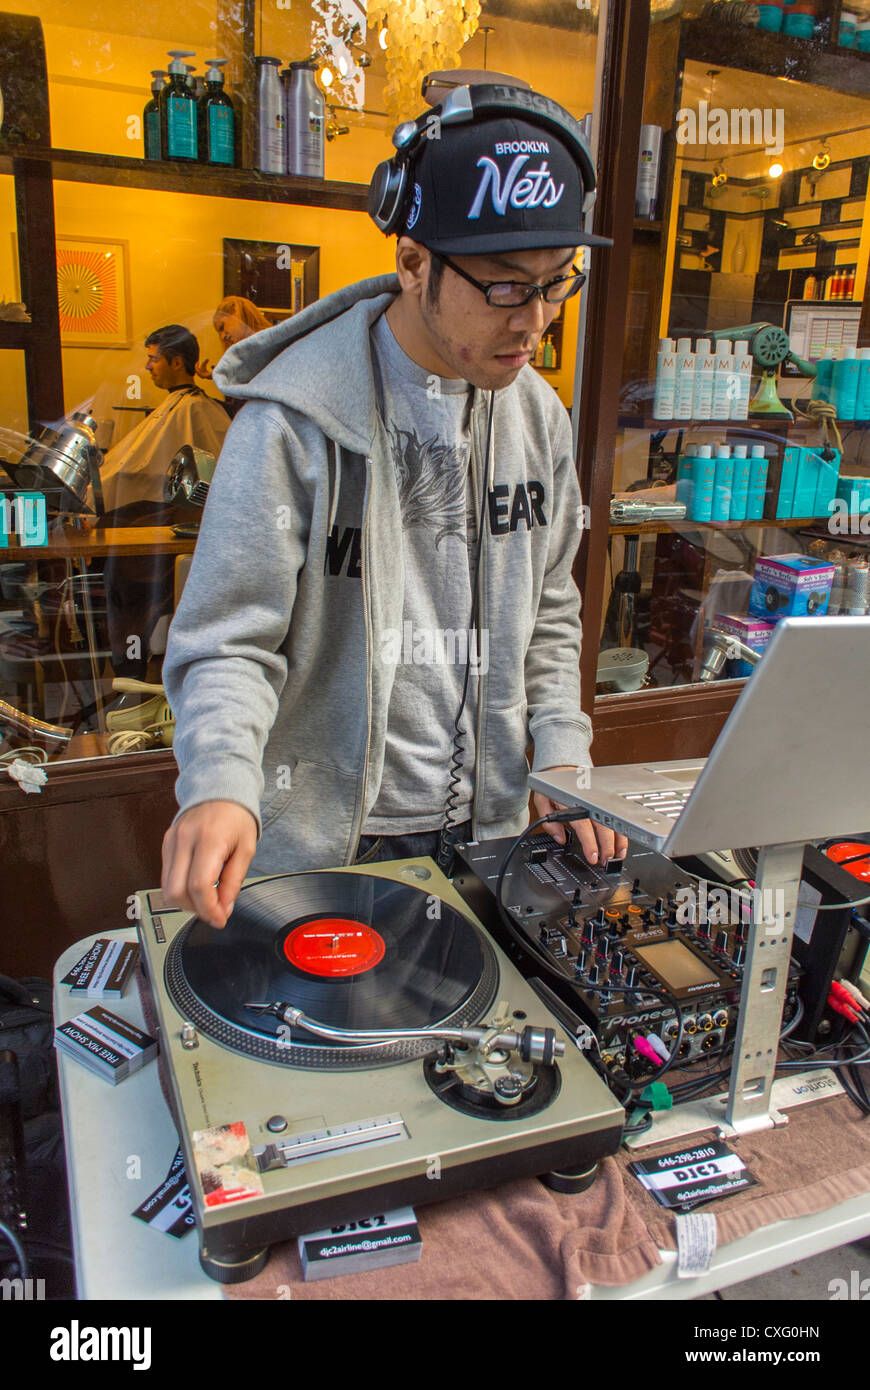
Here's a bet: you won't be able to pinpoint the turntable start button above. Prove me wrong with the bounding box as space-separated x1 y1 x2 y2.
266 1115 288 1134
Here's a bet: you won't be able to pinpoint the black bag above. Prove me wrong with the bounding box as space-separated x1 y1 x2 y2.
0 974 58 1119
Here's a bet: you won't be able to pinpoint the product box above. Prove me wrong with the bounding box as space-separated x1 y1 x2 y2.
714 614 777 676
747 554 835 622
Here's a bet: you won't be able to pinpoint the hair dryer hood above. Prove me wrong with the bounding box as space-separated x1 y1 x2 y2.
710 323 791 369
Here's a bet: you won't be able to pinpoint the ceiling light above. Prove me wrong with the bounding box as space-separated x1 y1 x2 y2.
768 161 784 179
320 66 334 87
379 26 388 49
812 142 831 171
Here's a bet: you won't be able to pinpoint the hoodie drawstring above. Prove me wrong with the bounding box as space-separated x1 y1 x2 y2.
327 440 342 537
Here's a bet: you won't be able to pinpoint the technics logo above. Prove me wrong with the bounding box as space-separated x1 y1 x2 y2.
468 156 565 220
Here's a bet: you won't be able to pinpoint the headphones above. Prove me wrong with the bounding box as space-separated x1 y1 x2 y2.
367 83 597 237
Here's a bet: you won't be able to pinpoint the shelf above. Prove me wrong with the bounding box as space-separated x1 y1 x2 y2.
0 321 30 349
617 414 804 432
0 145 370 212
681 19 870 99
633 218 663 238
610 514 837 536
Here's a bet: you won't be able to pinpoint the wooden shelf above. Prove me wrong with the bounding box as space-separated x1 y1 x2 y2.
0 321 31 349
610 513 837 535
0 145 370 212
617 414 804 431
681 18 870 98
633 218 663 238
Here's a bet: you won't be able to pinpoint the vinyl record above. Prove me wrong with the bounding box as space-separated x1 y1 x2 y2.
164 870 499 1069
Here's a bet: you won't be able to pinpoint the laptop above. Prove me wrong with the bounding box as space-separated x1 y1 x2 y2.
529 616 870 857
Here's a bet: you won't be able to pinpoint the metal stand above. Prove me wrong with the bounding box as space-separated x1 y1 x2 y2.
725 840 806 1134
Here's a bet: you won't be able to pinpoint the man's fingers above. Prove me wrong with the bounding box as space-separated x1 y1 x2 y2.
216 839 255 923
161 826 191 912
185 832 237 927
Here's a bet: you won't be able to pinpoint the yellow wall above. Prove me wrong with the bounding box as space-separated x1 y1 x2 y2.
1 2 600 432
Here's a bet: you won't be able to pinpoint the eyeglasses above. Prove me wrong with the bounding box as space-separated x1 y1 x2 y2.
431 252 586 308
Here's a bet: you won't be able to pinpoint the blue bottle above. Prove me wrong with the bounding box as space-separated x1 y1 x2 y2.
813 448 841 519
689 445 715 522
831 348 860 421
747 446 769 521
676 446 696 512
777 445 801 518
729 445 750 520
812 350 835 404
711 444 734 522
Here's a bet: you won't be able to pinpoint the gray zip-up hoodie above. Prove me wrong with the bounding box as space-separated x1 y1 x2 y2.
162 273 593 873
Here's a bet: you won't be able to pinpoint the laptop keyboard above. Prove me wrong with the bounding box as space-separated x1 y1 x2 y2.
624 788 692 819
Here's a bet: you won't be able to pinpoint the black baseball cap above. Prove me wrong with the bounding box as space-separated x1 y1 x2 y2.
403 116 612 254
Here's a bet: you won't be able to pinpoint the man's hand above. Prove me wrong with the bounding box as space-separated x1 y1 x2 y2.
533 766 628 866
162 801 258 929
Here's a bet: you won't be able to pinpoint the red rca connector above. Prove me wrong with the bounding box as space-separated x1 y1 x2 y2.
837 979 870 1013
827 991 862 1025
830 981 869 1021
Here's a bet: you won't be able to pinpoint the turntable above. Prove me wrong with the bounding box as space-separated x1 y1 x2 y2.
137 859 624 1283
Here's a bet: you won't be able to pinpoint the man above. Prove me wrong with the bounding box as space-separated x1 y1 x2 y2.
99 325 230 516
161 87 627 928
97 325 230 680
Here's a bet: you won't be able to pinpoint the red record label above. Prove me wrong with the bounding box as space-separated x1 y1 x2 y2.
283 918 386 977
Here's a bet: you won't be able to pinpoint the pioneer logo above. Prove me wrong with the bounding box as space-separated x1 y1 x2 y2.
468 156 564 220
50 1321 151 1370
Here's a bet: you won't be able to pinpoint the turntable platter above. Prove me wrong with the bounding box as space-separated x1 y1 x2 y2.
164 872 499 1069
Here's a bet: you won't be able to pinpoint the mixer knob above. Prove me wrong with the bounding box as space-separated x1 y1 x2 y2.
625 965 638 989
574 949 588 977
715 930 729 952
698 919 711 939
587 962 600 986
732 942 745 968
653 897 666 917
572 889 583 907
611 950 625 976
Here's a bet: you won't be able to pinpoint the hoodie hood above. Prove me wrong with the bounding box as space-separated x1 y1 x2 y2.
213 273 400 456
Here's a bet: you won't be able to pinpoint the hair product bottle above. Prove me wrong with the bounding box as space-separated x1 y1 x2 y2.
729 444 750 520
144 71 167 161
673 337 696 420
711 339 735 420
746 444 769 521
731 339 753 420
693 338 716 419
653 338 676 419
198 59 236 166
711 443 734 522
285 60 325 178
160 50 199 161
689 444 715 521
256 56 286 173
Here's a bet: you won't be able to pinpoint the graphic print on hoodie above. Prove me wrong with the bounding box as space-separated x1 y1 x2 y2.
362 312 480 834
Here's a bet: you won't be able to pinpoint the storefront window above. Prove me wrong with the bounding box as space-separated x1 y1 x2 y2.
0 1 601 765
600 10 870 699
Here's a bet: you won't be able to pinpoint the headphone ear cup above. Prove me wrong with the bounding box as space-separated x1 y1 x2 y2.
367 158 409 235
